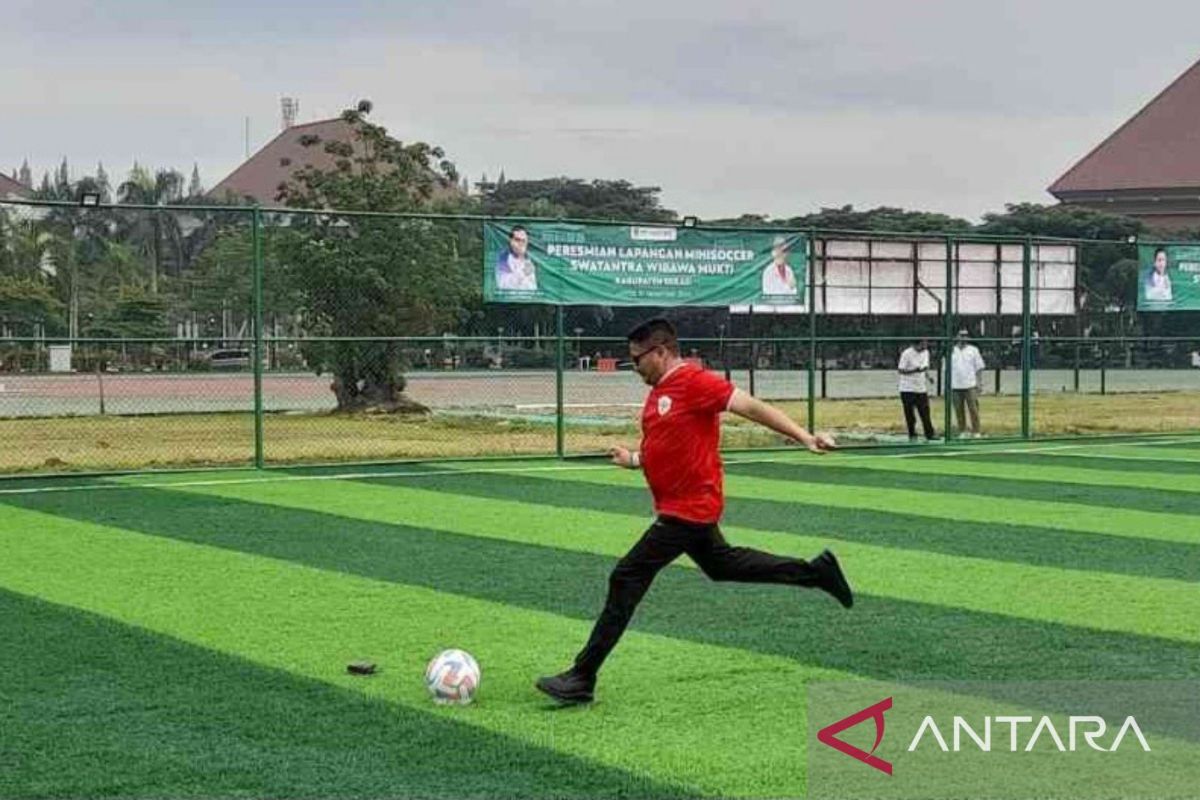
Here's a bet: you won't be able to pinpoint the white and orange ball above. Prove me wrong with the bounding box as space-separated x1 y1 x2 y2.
424 649 480 705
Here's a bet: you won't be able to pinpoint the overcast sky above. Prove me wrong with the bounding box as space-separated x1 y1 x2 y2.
5 0 1200 221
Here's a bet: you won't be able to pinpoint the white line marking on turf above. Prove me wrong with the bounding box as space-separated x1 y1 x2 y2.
0 435 1196 497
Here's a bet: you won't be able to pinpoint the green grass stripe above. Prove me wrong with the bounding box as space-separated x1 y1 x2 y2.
86 460 1200 578
1030 445 1200 462
297 463 1200 583
541 461 1200 547
7 485 1197 686
0 590 687 800
947 451 1200 475
0 505 855 799
390 468 1200 582
816 450 1200 493
1123 438 1200 450
723 460 1200 516
154 477 1200 643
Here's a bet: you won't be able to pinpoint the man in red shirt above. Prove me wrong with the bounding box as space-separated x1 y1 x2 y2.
536 318 853 704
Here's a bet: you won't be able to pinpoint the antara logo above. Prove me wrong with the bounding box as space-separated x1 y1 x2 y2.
818 698 1152 776
817 697 894 776
906 715 1151 754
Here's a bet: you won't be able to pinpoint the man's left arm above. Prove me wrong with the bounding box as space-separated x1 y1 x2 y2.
727 389 836 453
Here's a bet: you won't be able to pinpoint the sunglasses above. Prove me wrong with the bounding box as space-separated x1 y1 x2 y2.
630 345 661 367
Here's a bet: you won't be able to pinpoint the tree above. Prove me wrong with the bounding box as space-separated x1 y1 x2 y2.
54 158 71 200
277 100 470 412
176 224 300 342
95 162 111 203
117 165 186 293
481 177 676 222
785 205 973 233
978 202 1144 335
0 275 65 336
187 164 204 199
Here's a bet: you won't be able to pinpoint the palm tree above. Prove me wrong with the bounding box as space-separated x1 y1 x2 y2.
116 165 185 294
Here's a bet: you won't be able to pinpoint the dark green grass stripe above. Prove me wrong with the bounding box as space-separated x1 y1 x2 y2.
3 487 1197 688
309 468 1200 583
723 461 1200 516
936 452 1200 475
0 589 685 800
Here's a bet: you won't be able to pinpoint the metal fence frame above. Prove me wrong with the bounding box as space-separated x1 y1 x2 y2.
1 197 1197 478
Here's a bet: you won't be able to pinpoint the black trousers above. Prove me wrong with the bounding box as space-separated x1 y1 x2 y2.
900 391 936 440
573 515 822 677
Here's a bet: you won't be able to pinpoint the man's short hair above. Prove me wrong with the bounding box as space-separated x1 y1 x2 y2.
627 318 679 353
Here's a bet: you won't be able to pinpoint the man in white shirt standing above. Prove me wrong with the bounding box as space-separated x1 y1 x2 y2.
950 329 986 438
897 338 936 441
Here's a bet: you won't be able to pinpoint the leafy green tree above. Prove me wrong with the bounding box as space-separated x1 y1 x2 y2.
481 177 675 222
0 275 65 335
277 100 470 412
117 165 186 293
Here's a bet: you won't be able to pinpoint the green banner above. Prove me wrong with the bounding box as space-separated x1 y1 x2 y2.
484 222 807 307
1137 244 1200 311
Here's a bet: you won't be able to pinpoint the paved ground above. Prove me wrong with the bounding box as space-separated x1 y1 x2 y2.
0 368 1197 418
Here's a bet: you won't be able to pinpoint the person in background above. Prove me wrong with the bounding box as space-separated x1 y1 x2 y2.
897 337 936 442
950 329 986 438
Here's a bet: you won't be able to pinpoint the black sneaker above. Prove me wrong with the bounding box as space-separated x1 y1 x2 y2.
813 549 854 609
535 669 595 704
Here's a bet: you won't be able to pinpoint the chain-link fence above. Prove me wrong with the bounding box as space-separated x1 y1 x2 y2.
0 197 1196 476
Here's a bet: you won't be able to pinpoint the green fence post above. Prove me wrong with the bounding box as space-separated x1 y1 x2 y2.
556 305 565 458
252 205 265 469
807 229 816 431
943 235 954 442
1021 235 1032 439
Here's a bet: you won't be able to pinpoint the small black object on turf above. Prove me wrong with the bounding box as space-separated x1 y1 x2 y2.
347 660 378 675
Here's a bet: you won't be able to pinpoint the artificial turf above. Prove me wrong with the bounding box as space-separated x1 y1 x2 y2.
2 436 1198 797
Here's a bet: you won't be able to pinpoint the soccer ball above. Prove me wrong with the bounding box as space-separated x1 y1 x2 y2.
424 649 480 705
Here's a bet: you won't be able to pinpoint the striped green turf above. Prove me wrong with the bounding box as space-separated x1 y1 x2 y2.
2 437 1197 798
539 462 1200 546
0 503 852 798
723 461 1200 515
333 467 1200 582
146 476 1200 643
5 485 1196 686
943 452 1200 475
749 451 1200 494
0 590 685 799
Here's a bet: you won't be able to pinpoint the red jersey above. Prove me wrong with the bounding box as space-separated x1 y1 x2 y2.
640 362 736 523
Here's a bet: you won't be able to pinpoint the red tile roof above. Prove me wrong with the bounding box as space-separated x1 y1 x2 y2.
0 172 31 198
1049 58 1200 196
208 118 360 205
208 117 459 206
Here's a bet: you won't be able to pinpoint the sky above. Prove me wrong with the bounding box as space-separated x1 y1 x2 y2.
4 0 1200 221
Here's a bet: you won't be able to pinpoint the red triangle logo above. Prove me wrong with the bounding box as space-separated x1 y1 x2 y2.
817 696 893 776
